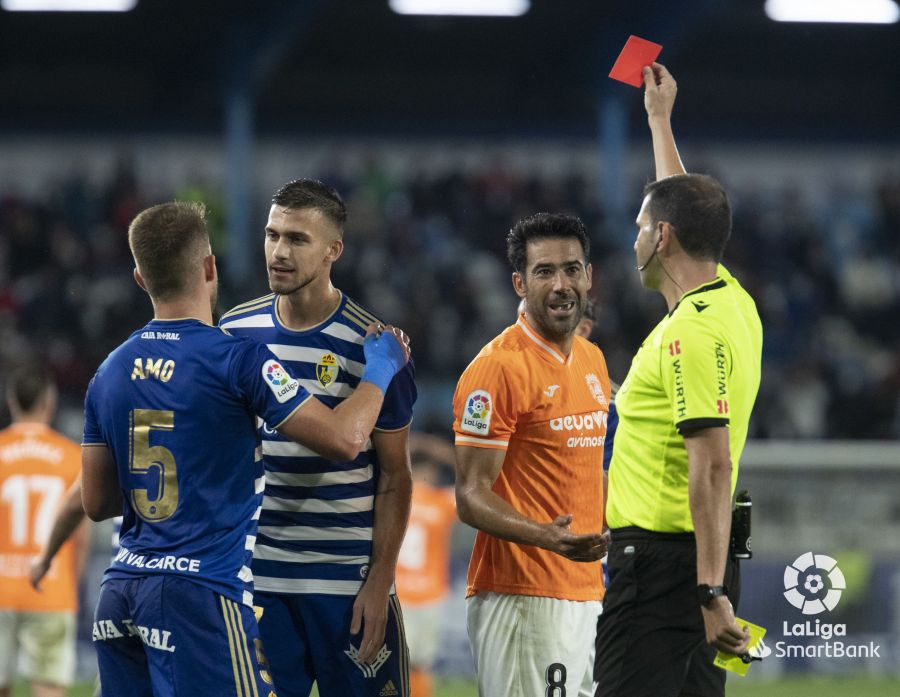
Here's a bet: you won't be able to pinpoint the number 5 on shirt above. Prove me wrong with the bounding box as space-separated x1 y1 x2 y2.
129 409 178 522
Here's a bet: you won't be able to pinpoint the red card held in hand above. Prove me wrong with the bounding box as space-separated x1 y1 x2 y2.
609 35 663 88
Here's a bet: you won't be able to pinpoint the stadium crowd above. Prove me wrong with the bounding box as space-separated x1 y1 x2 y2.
1 159 898 439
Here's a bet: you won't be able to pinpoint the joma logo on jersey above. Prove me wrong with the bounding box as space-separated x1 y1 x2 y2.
461 390 492 435
316 352 340 387
131 358 175 383
550 410 607 432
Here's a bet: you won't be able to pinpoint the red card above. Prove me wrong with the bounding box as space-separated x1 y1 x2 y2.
609 35 663 88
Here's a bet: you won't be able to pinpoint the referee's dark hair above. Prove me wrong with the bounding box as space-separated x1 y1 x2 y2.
506 212 590 273
272 179 347 233
6 365 54 413
643 174 732 262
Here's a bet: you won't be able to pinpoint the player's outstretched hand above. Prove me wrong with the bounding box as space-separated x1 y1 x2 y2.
643 61 677 121
29 556 50 591
544 515 609 562
702 596 751 655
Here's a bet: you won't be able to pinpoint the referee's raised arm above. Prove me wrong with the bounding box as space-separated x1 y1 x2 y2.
644 62 686 180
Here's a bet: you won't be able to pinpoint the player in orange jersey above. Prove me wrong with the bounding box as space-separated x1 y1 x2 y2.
453 212 610 697
0 367 88 697
395 434 457 697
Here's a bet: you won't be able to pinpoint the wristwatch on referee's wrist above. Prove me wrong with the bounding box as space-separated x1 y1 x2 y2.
696 584 728 608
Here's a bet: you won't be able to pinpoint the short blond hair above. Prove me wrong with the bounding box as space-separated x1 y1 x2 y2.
128 201 210 301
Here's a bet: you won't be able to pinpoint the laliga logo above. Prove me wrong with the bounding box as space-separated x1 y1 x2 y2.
460 389 492 435
467 394 490 419
266 363 289 386
783 552 845 615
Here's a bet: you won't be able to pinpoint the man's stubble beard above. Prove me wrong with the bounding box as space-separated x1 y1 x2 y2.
269 271 316 297
528 293 586 342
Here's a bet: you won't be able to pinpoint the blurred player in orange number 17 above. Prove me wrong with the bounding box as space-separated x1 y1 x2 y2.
453 212 610 697
81 201 410 697
0 369 88 697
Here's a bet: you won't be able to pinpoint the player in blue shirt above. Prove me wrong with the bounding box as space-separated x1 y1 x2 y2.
81 201 411 697
220 180 416 697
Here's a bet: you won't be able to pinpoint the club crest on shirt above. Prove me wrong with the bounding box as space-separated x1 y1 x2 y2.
461 389 492 435
585 373 607 406
262 359 300 403
316 352 340 388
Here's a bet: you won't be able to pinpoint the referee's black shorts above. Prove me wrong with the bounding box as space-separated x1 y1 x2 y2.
593 527 741 697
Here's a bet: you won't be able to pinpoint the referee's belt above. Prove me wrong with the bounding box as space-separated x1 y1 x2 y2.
609 526 695 544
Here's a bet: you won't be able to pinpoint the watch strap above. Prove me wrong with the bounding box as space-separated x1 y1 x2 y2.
696 584 728 607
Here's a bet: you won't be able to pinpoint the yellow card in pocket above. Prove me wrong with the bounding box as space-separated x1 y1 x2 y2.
713 617 767 677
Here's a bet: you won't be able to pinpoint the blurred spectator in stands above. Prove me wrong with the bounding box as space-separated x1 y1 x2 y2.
1 158 897 440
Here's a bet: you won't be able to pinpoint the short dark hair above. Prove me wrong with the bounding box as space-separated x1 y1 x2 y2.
506 212 590 273
271 179 347 231
128 201 210 301
582 299 596 323
7 365 53 412
642 174 731 262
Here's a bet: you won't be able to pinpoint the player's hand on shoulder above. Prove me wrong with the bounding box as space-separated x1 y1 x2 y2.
543 515 609 562
701 596 750 655
643 61 677 121
364 323 411 366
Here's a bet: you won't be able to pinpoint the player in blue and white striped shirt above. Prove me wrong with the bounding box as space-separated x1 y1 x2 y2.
221 179 417 697
81 201 410 697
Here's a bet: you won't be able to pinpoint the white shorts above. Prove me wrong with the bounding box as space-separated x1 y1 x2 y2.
0 610 76 688
402 600 446 669
467 591 601 697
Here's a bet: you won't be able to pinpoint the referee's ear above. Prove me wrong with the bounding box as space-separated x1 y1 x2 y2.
657 220 676 254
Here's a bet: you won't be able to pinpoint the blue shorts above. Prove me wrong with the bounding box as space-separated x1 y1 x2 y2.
255 591 409 697
93 575 276 697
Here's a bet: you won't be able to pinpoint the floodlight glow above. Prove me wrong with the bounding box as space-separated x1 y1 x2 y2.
1 0 137 10
389 0 529 17
765 0 899 23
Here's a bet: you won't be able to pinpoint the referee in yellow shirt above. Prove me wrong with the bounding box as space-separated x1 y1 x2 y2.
594 63 762 697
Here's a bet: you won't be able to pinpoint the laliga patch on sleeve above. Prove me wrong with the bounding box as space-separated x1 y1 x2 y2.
461 390 493 435
609 35 663 87
262 359 301 403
